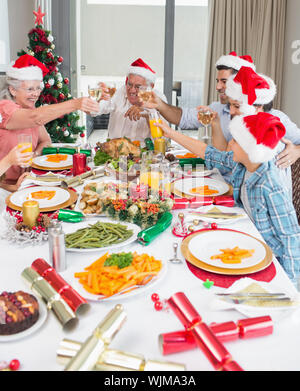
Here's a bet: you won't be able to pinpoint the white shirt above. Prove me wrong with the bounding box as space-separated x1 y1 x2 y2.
96 85 167 144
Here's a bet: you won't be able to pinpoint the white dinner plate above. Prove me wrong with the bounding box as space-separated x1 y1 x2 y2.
181 168 214 178
174 177 229 197
188 230 267 270
61 250 168 302
187 205 248 225
63 217 141 253
10 186 70 209
0 297 47 342
33 154 73 169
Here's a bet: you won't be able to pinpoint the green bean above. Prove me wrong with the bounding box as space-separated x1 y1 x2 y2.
65 221 134 248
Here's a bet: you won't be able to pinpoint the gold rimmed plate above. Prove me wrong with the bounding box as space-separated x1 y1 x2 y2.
181 228 273 275
6 186 78 212
32 154 73 171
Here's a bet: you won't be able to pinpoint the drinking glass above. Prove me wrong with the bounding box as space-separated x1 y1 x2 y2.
149 110 163 138
88 84 102 102
197 110 214 141
18 134 32 168
106 82 116 110
138 85 153 104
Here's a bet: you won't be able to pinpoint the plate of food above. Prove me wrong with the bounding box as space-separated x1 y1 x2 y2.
33 154 73 169
188 205 247 225
63 217 141 252
0 290 47 342
61 250 167 302
9 186 70 209
174 177 229 197
188 229 267 270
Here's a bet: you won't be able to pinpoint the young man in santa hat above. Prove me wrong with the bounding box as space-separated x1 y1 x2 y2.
154 112 300 285
141 51 300 170
94 58 167 144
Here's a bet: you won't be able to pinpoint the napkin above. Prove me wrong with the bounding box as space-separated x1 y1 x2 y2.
209 278 300 320
19 172 67 189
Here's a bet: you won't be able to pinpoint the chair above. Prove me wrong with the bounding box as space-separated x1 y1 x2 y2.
292 159 300 224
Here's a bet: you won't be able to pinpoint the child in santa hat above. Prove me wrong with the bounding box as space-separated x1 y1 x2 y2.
155 112 300 285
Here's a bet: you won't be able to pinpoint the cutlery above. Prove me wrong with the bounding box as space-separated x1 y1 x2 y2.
189 211 243 219
26 175 63 182
168 242 182 264
221 296 292 305
216 292 287 298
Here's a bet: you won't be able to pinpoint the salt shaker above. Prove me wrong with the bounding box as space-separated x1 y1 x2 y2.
48 221 66 272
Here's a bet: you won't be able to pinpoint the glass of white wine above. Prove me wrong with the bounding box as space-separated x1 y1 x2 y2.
106 82 116 110
138 85 153 104
88 84 102 102
197 110 214 141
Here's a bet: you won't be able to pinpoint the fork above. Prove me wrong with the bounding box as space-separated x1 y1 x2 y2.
96 274 155 301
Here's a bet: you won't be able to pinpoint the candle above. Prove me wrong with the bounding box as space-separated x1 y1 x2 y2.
73 152 87 176
22 200 40 228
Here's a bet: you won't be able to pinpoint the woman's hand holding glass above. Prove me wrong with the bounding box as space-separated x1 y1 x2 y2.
8 145 34 168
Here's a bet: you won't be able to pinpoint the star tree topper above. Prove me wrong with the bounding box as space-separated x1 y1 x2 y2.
33 6 46 25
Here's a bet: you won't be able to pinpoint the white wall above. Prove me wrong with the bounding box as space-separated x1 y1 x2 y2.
0 0 10 71
281 0 300 126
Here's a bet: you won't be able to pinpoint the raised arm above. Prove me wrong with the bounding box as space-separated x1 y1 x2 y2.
142 92 183 126
4 97 99 130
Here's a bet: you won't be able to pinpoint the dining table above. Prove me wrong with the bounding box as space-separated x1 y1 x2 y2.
1 159 300 373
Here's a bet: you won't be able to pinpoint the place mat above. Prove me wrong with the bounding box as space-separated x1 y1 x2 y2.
31 162 73 172
185 260 276 288
31 167 73 176
6 188 78 213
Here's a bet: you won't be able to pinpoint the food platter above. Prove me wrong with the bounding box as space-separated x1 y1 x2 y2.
61 250 168 302
63 217 141 253
6 186 78 212
181 228 273 275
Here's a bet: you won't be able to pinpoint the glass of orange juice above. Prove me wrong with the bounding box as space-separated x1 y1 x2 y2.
149 110 163 138
18 134 32 168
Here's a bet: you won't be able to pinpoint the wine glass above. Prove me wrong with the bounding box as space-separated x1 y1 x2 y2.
197 110 214 141
106 82 116 110
138 85 153 104
88 84 102 102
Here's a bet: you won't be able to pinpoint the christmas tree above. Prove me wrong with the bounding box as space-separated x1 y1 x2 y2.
17 7 85 143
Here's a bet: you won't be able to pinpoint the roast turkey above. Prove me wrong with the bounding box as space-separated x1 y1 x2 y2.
97 138 141 158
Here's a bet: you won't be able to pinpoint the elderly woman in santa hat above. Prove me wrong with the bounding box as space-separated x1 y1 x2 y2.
0 54 99 193
94 58 167 144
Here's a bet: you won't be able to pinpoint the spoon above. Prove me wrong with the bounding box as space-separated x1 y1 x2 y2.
169 242 182 264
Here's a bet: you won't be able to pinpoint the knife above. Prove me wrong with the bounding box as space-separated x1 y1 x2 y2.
26 175 63 182
221 296 292 305
216 292 287 297
189 212 243 219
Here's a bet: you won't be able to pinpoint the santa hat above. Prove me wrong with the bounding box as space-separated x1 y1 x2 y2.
229 112 286 163
226 66 277 114
127 58 156 84
216 51 256 72
6 54 49 81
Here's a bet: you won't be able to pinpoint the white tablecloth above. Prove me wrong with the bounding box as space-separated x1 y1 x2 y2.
1 175 300 372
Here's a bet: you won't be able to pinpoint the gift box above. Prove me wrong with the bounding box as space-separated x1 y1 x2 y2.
31 258 89 314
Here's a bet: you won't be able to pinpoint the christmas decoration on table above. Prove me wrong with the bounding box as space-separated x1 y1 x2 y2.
57 304 186 371
21 267 78 329
77 181 174 229
172 212 189 237
42 147 92 157
60 166 105 189
137 212 173 245
158 315 273 355
31 258 89 314
161 292 243 371
171 195 235 210
0 210 57 246
17 7 85 143
0 359 21 371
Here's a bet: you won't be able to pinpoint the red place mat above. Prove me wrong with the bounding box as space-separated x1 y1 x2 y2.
31 168 73 176
186 260 276 288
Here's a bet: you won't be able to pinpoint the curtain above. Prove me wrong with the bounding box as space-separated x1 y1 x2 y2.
202 0 286 109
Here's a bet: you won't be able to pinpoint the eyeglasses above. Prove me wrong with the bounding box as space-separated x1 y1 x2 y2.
19 87 43 94
126 82 143 91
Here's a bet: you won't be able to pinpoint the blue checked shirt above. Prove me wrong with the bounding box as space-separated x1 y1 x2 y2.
205 145 300 284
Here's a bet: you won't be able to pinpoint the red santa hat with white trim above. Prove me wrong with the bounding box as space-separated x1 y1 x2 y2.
225 66 277 115
6 54 49 81
127 58 156 84
216 51 256 72
229 112 286 163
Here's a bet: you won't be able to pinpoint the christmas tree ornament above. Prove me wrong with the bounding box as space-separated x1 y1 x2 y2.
33 6 46 25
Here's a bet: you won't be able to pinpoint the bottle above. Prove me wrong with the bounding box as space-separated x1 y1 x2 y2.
48 221 66 272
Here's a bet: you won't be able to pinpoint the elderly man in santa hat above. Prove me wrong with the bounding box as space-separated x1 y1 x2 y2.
95 58 167 144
